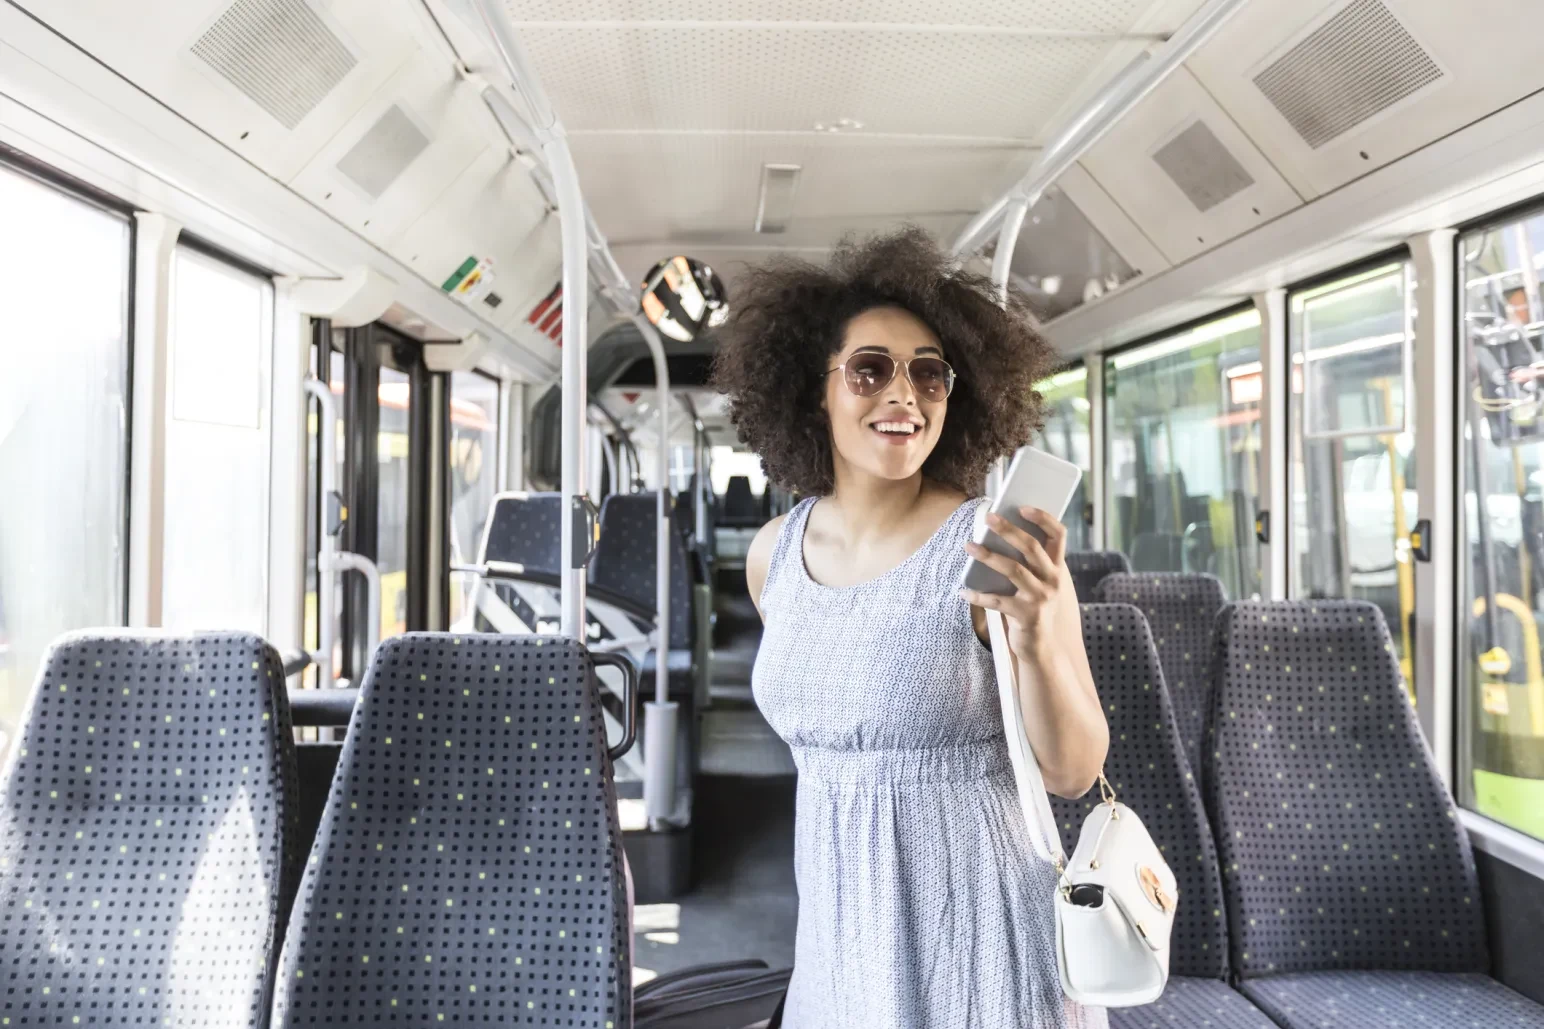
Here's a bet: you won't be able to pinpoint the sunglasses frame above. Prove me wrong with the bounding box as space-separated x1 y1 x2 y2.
825 353 956 402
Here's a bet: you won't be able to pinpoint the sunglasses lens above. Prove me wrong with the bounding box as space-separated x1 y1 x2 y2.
844 353 895 397
909 358 954 401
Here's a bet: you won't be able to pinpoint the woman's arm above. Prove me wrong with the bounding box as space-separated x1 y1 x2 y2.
963 509 1109 799
746 514 787 622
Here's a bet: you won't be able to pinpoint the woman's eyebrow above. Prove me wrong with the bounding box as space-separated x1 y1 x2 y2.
849 344 943 356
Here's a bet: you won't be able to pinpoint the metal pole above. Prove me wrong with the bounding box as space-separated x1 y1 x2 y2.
304 378 338 689
473 0 590 638
629 312 679 824
951 0 1251 259
985 199 1031 495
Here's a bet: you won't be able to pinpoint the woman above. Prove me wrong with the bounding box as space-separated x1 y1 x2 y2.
711 228 1110 1028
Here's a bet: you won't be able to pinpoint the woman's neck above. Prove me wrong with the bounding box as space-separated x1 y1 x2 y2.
825 465 931 541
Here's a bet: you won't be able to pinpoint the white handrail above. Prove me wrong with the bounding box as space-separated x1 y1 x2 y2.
303 377 385 685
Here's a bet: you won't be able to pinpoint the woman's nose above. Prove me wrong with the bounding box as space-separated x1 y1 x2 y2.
879 363 918 406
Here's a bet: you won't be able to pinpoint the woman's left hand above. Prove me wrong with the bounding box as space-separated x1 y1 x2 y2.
960 507 1069 663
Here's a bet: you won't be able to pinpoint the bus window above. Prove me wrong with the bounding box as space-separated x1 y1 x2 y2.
1035 366 1092 552
160 246 273 633
0 164 130 749
1289 262 1416 685
1460 207 1544 841
1105 309 1264 600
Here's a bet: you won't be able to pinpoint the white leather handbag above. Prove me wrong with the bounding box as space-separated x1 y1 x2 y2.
985 607 1177 1008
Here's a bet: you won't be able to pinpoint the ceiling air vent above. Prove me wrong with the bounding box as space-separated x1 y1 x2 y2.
1152 120 1254 213
755 164 801 234
336 105 431 199
190 0 357 131
1253 0 1442 150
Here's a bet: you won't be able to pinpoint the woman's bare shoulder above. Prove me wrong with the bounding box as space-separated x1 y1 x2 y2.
747 513 789 619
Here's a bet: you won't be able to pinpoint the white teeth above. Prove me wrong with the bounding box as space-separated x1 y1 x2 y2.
873 421 919 435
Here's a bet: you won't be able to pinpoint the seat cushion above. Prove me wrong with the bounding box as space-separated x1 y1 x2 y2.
1110 976 1279 1029
1240 971 1544 1029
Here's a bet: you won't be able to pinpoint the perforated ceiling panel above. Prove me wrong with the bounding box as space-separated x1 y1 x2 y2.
1253 0 1443 150
1152 120 1255 213
440 0 1195 281
190 0 357 130
570 134 1033 248
517 27 1109 137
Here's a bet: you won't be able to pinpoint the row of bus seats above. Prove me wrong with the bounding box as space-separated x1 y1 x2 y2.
470 491 705 901
1055 560 1544 1028
0 630 785 1027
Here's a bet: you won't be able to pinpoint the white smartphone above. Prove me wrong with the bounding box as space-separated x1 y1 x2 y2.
960 446 1083 596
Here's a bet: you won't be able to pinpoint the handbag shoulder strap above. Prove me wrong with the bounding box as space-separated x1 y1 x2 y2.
986 607 1067 868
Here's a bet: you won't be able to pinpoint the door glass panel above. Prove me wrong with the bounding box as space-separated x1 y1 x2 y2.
0 166 130 747
162 247 273 632
450 371 500 627
1289 262 1416 686
1035 366 1092 552
1105 309 1264 599
1460 210 1544 840
378 368 411 641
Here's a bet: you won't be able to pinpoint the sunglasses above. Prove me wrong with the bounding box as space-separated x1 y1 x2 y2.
826 352 955 403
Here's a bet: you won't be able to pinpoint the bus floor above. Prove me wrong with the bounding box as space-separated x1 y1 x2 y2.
631 569 799 979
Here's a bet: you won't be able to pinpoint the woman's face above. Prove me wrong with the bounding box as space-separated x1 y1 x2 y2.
824 306 950 485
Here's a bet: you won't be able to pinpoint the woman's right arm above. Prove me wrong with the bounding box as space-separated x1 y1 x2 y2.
746 514 786 622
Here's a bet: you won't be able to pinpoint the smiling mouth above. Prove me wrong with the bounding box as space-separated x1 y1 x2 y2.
870 420 922 440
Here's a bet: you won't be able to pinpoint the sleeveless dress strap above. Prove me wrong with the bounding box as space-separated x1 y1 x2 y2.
758 497 818 612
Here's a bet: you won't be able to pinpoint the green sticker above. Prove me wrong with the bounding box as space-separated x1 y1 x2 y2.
441 256 479 293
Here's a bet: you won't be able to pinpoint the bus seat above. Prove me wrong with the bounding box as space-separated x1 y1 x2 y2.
483 489 562 571
1095 573 1229 793
271 634 782 1029
721 476 761 528
272 634 635 1029
0 631 299 1028
1066 550 1132 601
1210 601 1544 1028
590 493 695 697
1066 604 1231 981
1065 606 1277 1029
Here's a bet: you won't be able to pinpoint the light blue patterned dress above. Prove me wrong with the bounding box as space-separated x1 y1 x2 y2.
753 497 1107 1029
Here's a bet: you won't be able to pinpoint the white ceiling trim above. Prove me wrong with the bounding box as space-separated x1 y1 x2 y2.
506 19 1168 40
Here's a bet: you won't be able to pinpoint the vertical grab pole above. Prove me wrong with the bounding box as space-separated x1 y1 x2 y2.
629 312 679 824
473 0 589 638
987 197 1032 495
304 377 338 689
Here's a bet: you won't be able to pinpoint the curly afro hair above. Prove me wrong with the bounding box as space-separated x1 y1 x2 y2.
710 226 1058 497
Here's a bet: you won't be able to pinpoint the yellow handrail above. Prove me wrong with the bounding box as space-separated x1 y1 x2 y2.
1472 593 1544 737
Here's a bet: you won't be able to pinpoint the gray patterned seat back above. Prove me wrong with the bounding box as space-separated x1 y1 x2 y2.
480 492 562 572
1095 573 1228 791
1066 551 1132 601
1209 600 1489 979
0 632 298 1028
590 494 693 648
272 634 631 1028
1058 605 1229 980
721 476 759 526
